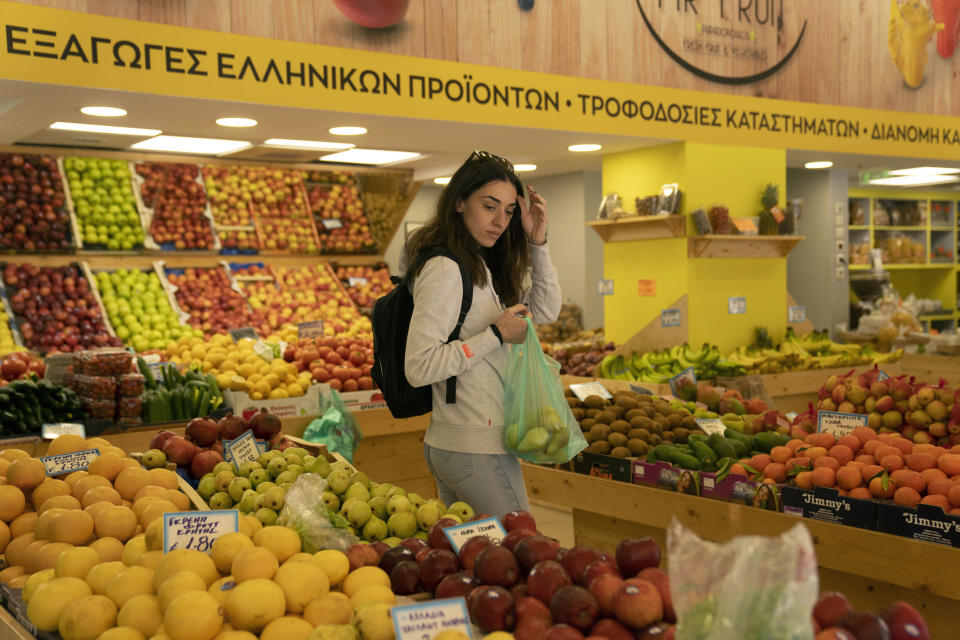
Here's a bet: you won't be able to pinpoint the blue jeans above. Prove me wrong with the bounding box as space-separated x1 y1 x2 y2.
423 444 530 519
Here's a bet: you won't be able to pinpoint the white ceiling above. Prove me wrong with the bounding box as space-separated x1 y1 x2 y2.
2 79 956 189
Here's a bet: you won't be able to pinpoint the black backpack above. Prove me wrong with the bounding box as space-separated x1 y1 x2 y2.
371 247 473 418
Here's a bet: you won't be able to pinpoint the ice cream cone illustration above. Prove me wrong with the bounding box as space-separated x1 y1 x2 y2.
932 0 960 57
888 0 944 88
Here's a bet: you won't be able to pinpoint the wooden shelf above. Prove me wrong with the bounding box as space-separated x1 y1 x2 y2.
874 226 927 231
849 264 871 270
931 227 955 232
586 214 686 242
687 234 804 258
0 252 387 269
883 263 954 270
849 225 870 230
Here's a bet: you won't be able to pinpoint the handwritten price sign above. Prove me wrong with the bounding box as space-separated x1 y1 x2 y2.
163 510 238 553
391 598 473 640
224 430 264 471
441 517 507 554
40 448 100 476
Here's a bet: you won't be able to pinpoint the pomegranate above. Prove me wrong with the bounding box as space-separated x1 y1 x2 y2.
250 408 281 439
185 417 220 447
218 412 250 440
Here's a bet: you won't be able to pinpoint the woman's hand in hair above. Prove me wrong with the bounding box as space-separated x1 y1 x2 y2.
495 304 529 344
519 184 547 245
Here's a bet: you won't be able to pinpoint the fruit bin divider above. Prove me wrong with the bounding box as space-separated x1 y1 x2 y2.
56 156 85 250
212 223 260 255
227 261 275 282
80 261 118 338
131 161 221 253
323 261 362 313
296 172 326 252
125 161 156 251
152 260 192 326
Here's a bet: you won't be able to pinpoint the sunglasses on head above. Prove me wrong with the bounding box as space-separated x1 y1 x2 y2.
469 150 514 172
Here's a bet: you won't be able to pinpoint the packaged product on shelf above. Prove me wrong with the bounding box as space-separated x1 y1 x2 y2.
71 374 117 400
74 349 133 376
80 396 116 420
118 373 145 397
116 395 142 423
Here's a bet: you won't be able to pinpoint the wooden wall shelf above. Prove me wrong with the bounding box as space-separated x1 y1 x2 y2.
587 215 686 242
0 252 386 270
687 234 804 258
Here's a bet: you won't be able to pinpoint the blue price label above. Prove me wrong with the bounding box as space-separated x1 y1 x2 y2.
661 309 682 327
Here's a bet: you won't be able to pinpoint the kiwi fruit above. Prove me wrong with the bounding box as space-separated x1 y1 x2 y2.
610 446 630 458
608 432 628 448
673 427 690 443
676 407 691 417
647 421 663 435
580 418 597 431
588 440 612 455
630 416 655 430
661 431 676 443
609 405 625 419
595 410 616 425
571 408 584 421
609 420 630 435
564 388 576 398
653 415 671 430
635 394 654 403
585 409 602 420
627 439 649 456
588 424 611 442
566 397 581 409
681 415 697 429
615 396 638 410
648 433 662 445
667 414 682 429
627 428 651 441
583 395 605 410
624 409 645 421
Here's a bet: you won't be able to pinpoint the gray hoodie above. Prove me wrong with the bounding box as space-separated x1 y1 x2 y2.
404 243 562 454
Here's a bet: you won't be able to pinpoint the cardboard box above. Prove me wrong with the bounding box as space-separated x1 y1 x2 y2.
876 502 960 548
224 383 323 421
781 485 877 530
337 388 387 411
632 460 701 496
571 450 633 482
700 471 781 511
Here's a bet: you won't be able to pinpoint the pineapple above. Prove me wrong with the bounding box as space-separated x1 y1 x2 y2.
761 184 779 210
758 183 780 235
758 209 778 235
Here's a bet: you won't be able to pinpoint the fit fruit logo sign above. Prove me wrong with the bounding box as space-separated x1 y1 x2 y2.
635 0 808 85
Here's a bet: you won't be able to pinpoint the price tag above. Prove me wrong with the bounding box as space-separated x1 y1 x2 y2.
162 510 239 553
442 517 507 553
733 218 757 233
728 297 746 315
391 597 473 640
224 430 261 471
348 277 368 286
637 279 656 296
669 367 697 396
661 309 682 327
229 327 258 342
629 384 655 396
321 219 343 230
877 370 891 381
597 279 614 296
694 418 726 436
788 305 806 323
40 448 100 476
785 411 799 421
569 382 612 401
817 411 868 437
42 422 85 440
298 320 325 339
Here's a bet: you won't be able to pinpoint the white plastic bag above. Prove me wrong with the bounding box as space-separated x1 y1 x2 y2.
277 473 358 552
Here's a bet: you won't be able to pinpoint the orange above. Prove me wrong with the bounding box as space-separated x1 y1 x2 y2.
835 466 862 490
827 444 854 466
811 467 835 488
763 462 786 483
769 446 791 463
938 454 960 476
893 486 921 508
837 434 861 453
921 494 951 513
794 471 813 490
880 455 904 472
868 476 895 499
813 456 839 471
0 485 26 521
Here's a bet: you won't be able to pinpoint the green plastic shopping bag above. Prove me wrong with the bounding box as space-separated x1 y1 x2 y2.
302 390 363 464
504 317 588 464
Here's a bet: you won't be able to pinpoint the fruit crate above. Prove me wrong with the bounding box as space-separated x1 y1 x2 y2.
781 485 877 530
305 170 378 255
61 156 148 251
227 262 275 282
0 152 78 253
253 170 321 254
215 225 260 255
161 264 258 337
132 161 220 252
329 261 394 312
358 173 419 252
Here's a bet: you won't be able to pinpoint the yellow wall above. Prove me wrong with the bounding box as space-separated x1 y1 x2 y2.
600 142 789 353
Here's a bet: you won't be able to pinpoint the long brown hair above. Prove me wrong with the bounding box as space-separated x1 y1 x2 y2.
405 153 530 306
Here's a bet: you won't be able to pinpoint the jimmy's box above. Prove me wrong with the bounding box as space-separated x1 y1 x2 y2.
571 450 633 483
877 502 960 548
700 471 781 511
781 485 877 530
632 460 701 497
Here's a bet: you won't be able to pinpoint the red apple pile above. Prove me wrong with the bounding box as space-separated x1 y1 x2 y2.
0 351 45 382
0 153 72 251
307 171 377 254
812 591 929 640
335 264 395 309
282 335 374 392
202 166 261 252
3 264 121 354
166 267 256 337
135 162 216 250
550 341 617 377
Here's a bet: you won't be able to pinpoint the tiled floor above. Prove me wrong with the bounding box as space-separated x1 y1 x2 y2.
530 499 575 547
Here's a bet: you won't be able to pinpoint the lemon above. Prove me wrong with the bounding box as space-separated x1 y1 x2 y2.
286 383 304 397
268 389 289 400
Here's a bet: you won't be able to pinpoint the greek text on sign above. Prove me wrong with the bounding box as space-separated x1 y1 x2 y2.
442 517 508 554
321 219 343 230
694 418 726 436
788 305 806 323
348 277 368 286
391 597 473 640
163 510 239 553
224 430 263 470
229 327 258 342
298 320 325 339
42 422 85 440
728 297 746 315
637 279 656 296
661 309 682 327
817 411 868 437
40 448 100 475
569 382 612 402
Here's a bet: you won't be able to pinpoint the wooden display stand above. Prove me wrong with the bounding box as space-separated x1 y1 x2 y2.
522 464 960 640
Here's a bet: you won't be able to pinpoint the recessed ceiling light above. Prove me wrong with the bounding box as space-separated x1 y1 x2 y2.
868 175 960 187
568 144 602 152
50 121 161 136
216 117 257 127
804 161 833 169
263 138 355 151
888 166 960 176
130 135 251 155
319 148 420 165
329 126 367 136
433 177 451 185
514 164 537 172
79 106 127 117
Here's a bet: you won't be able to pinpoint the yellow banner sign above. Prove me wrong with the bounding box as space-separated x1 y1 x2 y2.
2 1 960 160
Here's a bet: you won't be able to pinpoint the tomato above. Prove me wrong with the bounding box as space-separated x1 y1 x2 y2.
312 366 331 383
324 352 342 366
361 363 372 376
1 357 27 381
333 366 352 382
328 378 342 391
342 378 359 392
27 361 46 377
336 346 351 360
358 376 373 391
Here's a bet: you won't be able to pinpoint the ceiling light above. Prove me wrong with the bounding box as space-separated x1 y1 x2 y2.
514 164 537 172
804 161 833 169
50 121 161 136
868 175 960 187
130 135 251 155
888 166 960 176
263 138 355 151
216 117 257 127
319 148 420 165
79 106 127 117
433 177 451 185
329 126 367 136
568 144 602 152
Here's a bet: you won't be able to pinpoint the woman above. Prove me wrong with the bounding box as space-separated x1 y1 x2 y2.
403 150 562 518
